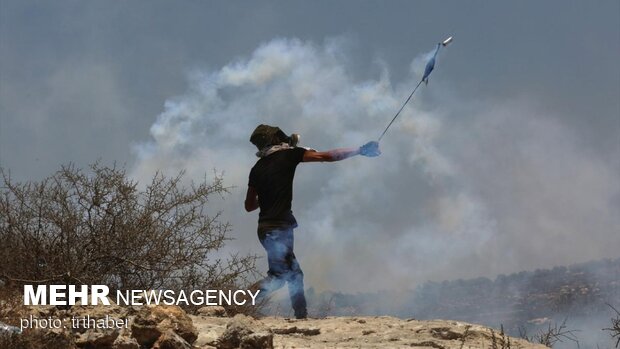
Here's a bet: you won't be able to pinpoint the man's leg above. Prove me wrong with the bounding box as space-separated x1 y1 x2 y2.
258 228 307 319
286 253 307 318
281 229 307 319
257 230 290 297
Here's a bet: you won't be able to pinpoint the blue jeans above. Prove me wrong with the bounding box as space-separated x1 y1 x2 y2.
258 227 307 318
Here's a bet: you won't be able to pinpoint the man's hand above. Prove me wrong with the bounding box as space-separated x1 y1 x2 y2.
359 141 381 157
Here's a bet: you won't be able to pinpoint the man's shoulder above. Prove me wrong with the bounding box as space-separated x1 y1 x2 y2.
269 148 306 161
289 147 307 162
251 148 306 171
249 159 263 175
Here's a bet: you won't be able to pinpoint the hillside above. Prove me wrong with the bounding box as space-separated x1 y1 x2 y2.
265 258 620 347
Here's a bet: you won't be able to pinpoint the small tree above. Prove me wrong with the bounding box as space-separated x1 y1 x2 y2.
0 163 256 299
604 303 620 348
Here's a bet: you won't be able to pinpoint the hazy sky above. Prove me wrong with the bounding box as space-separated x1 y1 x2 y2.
1 1 619 292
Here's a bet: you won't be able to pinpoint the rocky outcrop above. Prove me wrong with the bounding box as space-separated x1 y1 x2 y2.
153 329 193 349
197 306 228 317
2 302 197 349
214 314 274 349
132 304 197 347
3 302 548 349
191 314 549 349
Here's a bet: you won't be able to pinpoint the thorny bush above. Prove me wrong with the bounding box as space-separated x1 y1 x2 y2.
0 163 258 313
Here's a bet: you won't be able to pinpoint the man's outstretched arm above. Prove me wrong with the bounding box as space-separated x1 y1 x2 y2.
245 186 259 212
302 141 380 162
302 147 360 162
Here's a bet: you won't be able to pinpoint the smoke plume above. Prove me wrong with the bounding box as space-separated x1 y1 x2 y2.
131 37 620 293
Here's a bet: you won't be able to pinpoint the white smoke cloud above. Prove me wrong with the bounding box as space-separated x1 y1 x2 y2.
130 37 620 293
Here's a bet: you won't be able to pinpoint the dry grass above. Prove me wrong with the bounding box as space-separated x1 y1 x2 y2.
490 325 511 349
519 318 579 348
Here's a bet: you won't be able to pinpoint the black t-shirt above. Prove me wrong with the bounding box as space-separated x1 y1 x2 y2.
248 147 306 232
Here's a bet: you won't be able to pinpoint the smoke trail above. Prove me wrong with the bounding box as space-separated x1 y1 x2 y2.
131 37 620 294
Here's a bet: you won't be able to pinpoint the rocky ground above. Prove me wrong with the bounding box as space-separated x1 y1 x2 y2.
192 310 547 349
1 303 548 348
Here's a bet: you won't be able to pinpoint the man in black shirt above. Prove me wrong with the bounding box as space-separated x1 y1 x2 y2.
245 124 380 318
